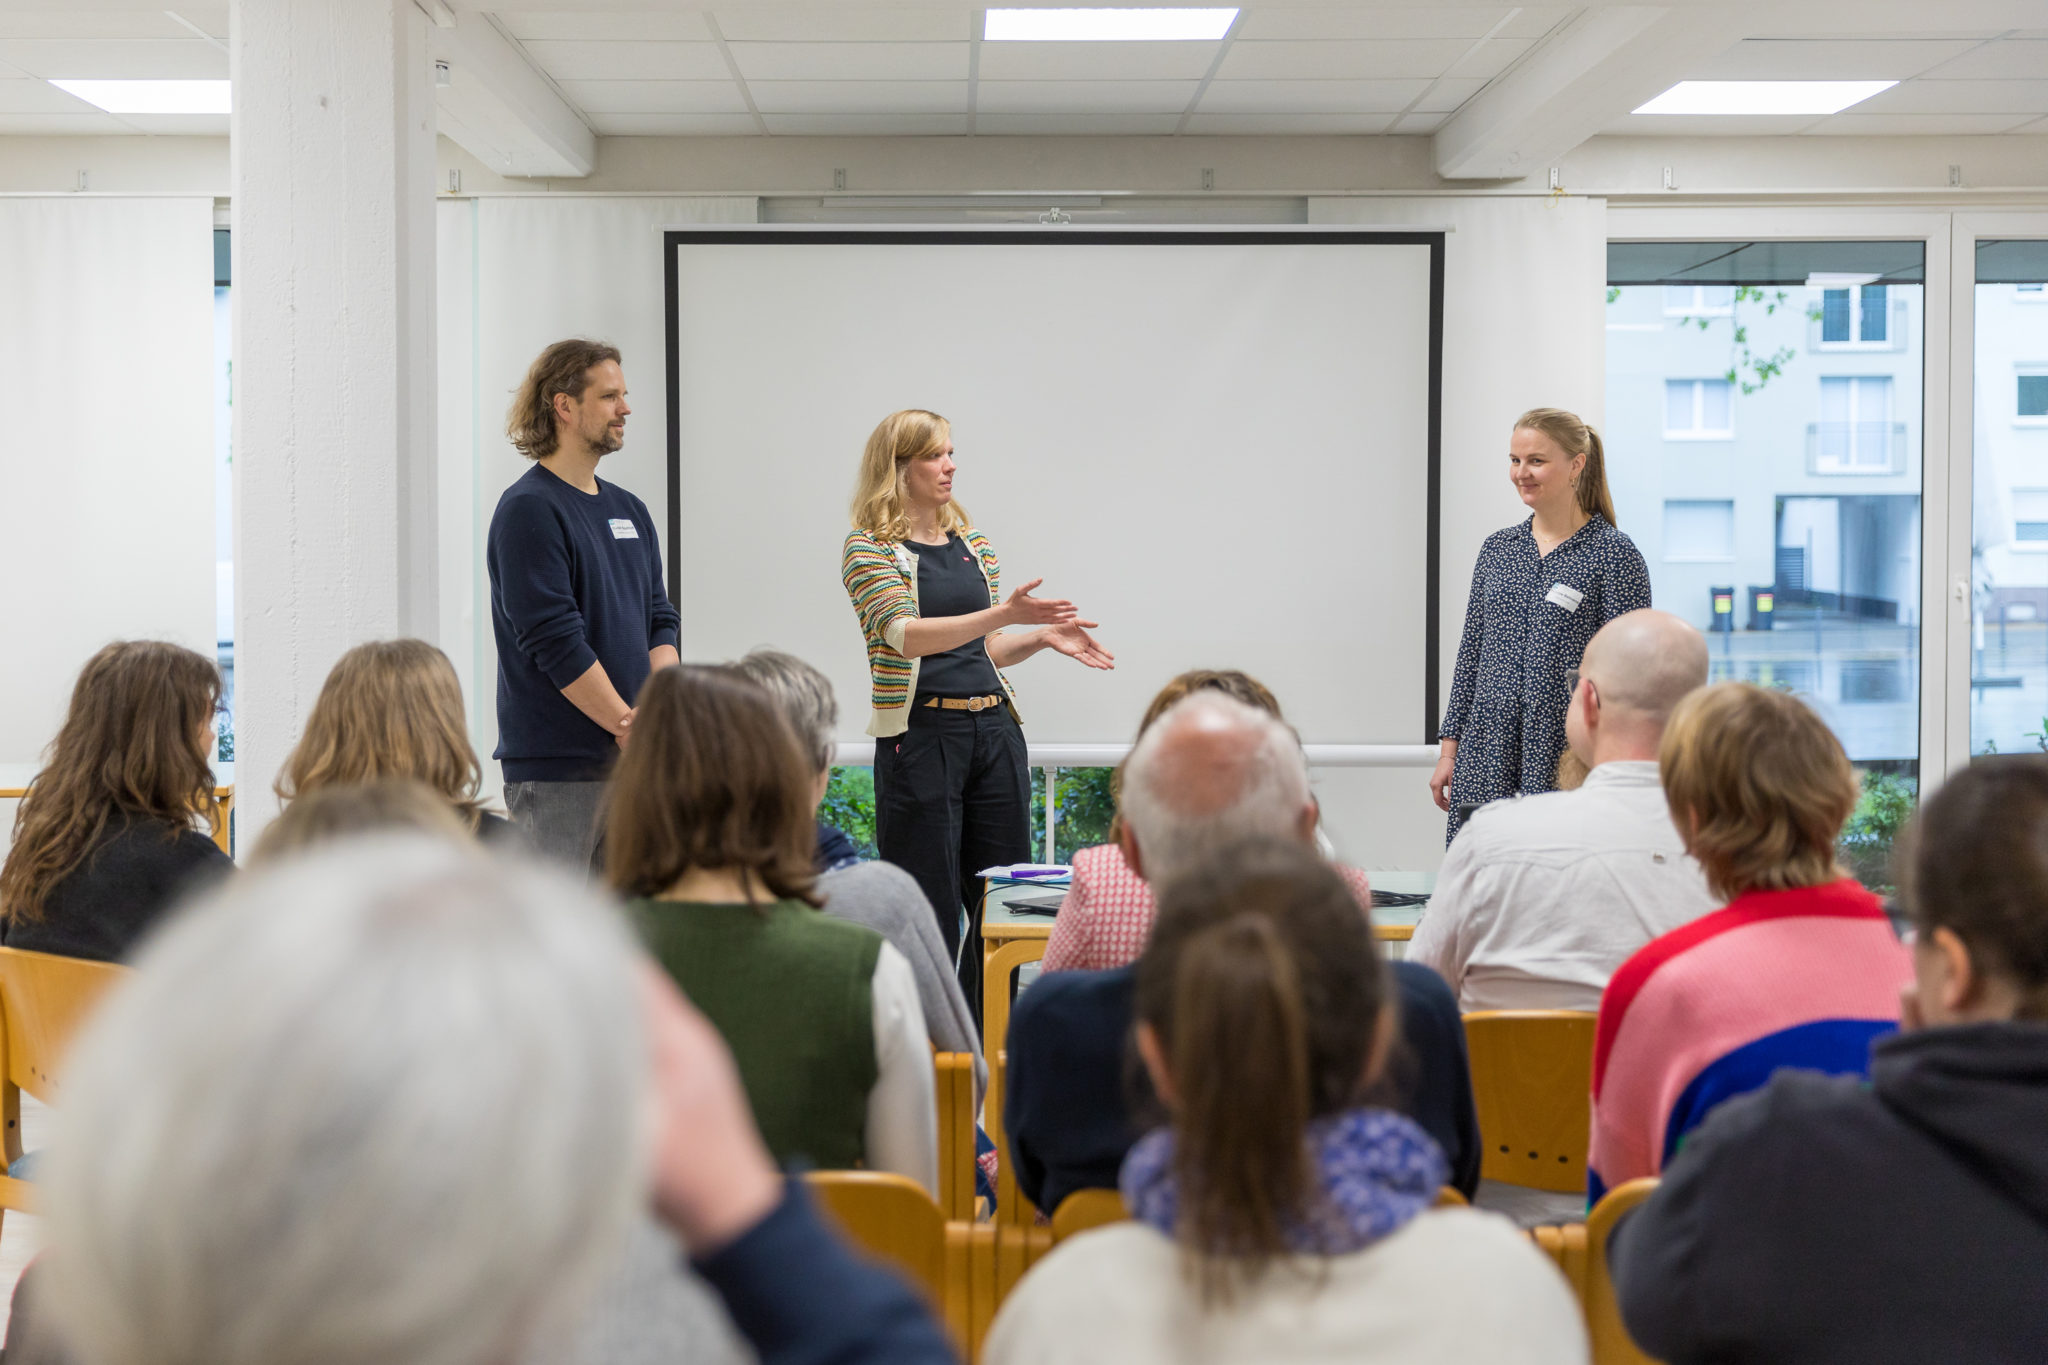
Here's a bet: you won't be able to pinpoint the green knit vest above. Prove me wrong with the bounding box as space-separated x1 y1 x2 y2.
631 897 882 1171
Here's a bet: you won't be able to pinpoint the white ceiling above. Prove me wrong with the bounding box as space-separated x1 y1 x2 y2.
0 6 2044 140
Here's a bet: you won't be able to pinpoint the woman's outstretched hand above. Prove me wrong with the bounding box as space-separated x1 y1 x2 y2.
1004 578 1078 627
1045 621 1115 671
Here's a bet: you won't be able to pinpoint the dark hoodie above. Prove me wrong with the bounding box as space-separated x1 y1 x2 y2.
1610 1021 2048 1365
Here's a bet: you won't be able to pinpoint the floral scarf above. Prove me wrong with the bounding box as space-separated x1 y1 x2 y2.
1119 1107 1448 1255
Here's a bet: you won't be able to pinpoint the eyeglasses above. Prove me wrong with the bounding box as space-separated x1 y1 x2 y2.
1567 669 1597 701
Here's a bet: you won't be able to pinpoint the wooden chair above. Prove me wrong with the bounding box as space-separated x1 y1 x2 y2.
1049 1187 1125 1242
0 947 130 1220
1434 1184 1469 1207
1462 1009 1597 1193
933 1050 978 1221
804 1171 975 1347
989 1050 1053 1300
1585 1178 1665 1365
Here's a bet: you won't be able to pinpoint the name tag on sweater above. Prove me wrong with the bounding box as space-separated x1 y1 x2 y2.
608 518 639 540
1545 583 1584 612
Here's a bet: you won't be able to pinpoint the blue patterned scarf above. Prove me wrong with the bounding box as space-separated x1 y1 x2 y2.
1119 1108 1448 1255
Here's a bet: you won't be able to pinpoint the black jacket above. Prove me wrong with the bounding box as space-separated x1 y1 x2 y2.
1612 1021 2048 1365
1004 959 1482 1214
3 814 232 963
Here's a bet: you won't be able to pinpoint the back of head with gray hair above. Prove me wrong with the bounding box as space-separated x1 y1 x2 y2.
732 648 839 774
41 836 650 1365
1118 691 1313 889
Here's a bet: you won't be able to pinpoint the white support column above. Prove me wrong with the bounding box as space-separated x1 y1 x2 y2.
230 0 439 845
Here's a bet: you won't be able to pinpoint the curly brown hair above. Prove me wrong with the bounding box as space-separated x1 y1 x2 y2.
506 338 623 460
1 642 220 924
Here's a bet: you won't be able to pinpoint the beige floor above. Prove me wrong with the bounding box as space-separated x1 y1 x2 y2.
0 1094 51 1339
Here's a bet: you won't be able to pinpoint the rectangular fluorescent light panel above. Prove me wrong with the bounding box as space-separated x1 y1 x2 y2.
50 79 231 114
985 8 1238 41
1633 81 1896 116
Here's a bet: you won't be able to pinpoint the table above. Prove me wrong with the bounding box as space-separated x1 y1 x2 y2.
0 763 236 857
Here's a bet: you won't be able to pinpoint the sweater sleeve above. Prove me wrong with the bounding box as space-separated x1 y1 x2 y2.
1438 541 1493 740
1038 875 1090 974
641 508 681 652
692 1182 959 1365
491 493 600 687
1405 836 1477 995
842 534 916 654
864 943 939 1198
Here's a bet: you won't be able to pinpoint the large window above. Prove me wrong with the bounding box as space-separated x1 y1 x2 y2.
1609 240 1925 889
1970 240 2048 761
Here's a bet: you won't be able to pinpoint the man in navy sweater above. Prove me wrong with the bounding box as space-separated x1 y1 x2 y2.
488 339 680 868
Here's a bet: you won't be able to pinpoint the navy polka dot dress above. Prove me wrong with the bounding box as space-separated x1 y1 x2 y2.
1440 516 1651 843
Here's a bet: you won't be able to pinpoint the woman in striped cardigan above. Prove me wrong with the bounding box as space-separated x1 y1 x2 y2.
841 410 1112 1015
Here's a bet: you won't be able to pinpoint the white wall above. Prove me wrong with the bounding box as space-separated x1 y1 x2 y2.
0 196 217 770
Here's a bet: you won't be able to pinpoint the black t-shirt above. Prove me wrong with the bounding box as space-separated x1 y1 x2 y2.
904 535 1003 698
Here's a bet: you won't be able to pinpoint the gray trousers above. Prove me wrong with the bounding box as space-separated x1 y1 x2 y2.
504 779 608 875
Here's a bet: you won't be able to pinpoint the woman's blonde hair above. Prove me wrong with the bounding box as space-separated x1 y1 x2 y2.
849 409 970 543
276 640 488 829
1516 407 1617 528
1659 682 1857 901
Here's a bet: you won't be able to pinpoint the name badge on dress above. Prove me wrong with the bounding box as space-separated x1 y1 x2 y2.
608 518 639 540
1545 583 1585 613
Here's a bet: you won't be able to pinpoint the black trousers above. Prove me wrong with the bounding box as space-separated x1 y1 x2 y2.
875 701 1031 1034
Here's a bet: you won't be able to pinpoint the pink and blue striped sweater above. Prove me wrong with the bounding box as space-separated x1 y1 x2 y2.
1587 878 1911 1202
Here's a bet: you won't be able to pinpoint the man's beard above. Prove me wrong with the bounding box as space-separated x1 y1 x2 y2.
591 424 624 454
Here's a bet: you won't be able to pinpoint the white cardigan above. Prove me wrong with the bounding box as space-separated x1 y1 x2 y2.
984 1209 1589 1365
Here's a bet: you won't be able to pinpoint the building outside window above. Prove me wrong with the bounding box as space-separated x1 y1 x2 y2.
1815 376 1897 473
1664 378 1733 438
1818 283 1892 347
1664 284 1735 316
2019 370 2048 423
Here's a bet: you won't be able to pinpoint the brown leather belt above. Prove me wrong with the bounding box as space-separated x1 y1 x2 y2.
922 694 1005 711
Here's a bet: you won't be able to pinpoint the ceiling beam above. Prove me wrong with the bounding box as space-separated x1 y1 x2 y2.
426 10 594 179
1432 6 1748 180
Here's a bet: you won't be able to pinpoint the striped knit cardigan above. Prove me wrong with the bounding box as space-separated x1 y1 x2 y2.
1587 877 1911 1202
841 525 1021 738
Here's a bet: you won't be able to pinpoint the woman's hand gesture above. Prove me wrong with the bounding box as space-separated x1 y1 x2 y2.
1045 621 1115 671
1004 578 1077 627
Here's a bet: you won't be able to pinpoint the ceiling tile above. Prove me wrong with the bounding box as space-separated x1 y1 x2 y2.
0 77 98 113
0 111 133 133
1805 112 2039 134
716 9 970 42
975 40 1220 81
1411 77 1489 113
1919 39 2048 81
1183 112 1399 133
1443 38 1531 80
0 14 196 39
975 80 1199 113
1235 8 1546 41
1218 39 1472 80
501 12 713 41
519 40 729 82
974 113 1183 134
1198 79 1429 113
760 113 970 134
1686 39 1984 81
0 38 226 79
587 112 762 135
1855 79 2048 114
749 80 967 113
102 111 228 135
552 80 748 114
728 42 967 81
174 9 229 40
1603 113 1827 136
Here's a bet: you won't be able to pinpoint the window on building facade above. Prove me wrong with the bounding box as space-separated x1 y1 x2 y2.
1663 499 1735 561
1664 378 1733 438
1663 284 1735 316
2020 371 2048 421
1816 376 1896 473
1820 283 1890 345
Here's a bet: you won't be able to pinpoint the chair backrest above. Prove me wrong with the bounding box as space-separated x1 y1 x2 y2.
933 1050 977 1220
0 947 128 1112
805 1171 949 1304
1585 1178 1665 1365
1462 1009 1597 1193
1434 1184 1469 1207
1049 1187 1126 1242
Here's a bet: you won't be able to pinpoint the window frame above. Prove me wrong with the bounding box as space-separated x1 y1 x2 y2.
1662 497 1737 563
1816 281 1896 350
2018 366 2048 426
1662 377 1735 440
1813 374 1899 474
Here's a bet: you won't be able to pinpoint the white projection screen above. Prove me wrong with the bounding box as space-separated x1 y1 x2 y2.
665 227 1442 750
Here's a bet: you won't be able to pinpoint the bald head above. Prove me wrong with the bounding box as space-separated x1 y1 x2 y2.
1119 692 1313 888
1569 609 1708 766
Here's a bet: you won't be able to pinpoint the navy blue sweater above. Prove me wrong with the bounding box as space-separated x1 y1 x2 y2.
487 464 680 782
1004 960 1482 1214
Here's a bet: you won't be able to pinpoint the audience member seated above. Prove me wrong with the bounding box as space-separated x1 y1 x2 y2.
15 836 952 1365
0 641 231 962
987 838 1586 1365
1007 692 1480 1215
733 648 984 1093
251 777 475 862
1042 669 1369 973
1588 682 1912 1200
607 665 938 1194
1410 609 1718 1011
275 638 516 844
1610 754 2048 1364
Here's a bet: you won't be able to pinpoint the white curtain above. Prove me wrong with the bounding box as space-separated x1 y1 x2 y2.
436 196 757 796
0 196 217 774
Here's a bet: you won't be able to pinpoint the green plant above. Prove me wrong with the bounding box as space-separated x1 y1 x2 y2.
1683 285 1801 395
820 766 878 860
1840 769 1917 891
2025 717 2048 752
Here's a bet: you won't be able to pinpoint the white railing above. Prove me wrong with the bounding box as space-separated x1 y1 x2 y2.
831 742 1440 863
